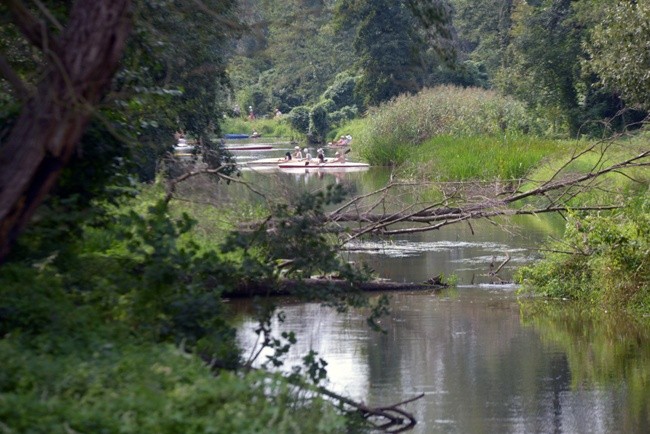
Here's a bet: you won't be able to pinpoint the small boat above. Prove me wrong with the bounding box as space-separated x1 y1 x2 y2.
225 144 274 151
278 161 369 169
174 138 195 156
244 157 290 166
224 133 250 139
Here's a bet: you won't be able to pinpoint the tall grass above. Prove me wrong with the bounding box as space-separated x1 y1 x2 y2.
411 135 567 181
523 139 650 206
354 85 553 166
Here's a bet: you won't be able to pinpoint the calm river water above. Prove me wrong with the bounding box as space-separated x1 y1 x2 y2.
221 147 650 433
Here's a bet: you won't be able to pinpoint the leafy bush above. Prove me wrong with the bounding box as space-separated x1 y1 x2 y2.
0 340 349 434
328 105 358 128
287 106 310 134
309 103 330 143
322 73 359 110
516 198 650 314
0 180 383 432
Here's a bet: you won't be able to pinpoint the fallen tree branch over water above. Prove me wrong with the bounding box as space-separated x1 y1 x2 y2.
167 135 648 250
226 277 447 297
315 386 423 433
326 146 649 243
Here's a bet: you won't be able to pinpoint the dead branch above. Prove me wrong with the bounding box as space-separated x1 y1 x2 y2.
322 148 649 241
493 252 510 275
164 163 265 204
315 386 423 433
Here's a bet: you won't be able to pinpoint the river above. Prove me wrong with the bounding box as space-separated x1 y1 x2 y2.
218 146 650 433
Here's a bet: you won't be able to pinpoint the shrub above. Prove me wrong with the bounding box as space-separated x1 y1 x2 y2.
309 103 330 143
328 105 358 128
322 74 358 110
516 198 650 314
287 106 310 134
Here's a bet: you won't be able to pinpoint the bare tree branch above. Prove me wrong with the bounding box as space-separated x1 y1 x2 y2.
164 163 266 204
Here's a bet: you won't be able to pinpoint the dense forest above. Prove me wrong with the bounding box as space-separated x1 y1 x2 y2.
228 0 647 138
0 0 648 432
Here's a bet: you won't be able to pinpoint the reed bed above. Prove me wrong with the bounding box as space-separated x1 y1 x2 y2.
412 135 566 181
354 85 553 167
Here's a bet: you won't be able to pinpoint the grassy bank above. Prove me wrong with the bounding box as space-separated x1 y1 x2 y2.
352 85 553 166
404 134 567 181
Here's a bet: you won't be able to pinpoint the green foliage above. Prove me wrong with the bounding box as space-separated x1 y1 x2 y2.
450 0 514 84
328 105 359 128
287 106 311 135
336 0 454 106
0 340 348 434
516 199 650 314
354 85 549 166
321 73 360 110
492 0 634 137
109 0 239 180
229 0 356 113
309 102 330 143
1 179 384 431
585 1 650 110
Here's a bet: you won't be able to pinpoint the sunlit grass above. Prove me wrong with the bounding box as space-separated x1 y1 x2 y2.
411 135 568 181
524 138 650 206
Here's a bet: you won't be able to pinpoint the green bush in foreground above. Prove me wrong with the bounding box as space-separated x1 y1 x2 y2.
516 198 650 314
0 182 380 433
0 339 348 434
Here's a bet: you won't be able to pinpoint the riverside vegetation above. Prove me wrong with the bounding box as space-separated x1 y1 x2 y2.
2 84 648 432
0 179 377 432
341 85 649 314
2 1 649 431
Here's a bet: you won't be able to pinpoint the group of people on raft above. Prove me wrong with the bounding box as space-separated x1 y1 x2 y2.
282 146 346 164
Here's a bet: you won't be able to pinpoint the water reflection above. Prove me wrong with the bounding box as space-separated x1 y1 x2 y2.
235 291 650 433
520 300 650 433
222 153 649 433
200 155 564 285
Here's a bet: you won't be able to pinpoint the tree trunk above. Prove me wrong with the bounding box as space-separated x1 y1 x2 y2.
0 0 132 262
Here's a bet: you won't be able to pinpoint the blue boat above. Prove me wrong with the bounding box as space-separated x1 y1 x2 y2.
224 133 250 139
